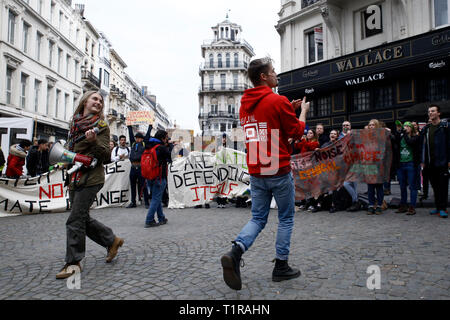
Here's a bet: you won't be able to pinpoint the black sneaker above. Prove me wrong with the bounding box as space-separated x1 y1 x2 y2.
159 218 168 225
205 204 210 209
329 207 336 213
221 242 244 290
126 203 137 209
144 221 159 228
272 259 301 282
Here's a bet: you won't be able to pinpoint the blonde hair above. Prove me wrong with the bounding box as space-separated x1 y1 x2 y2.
72 91 105 121
368 119 381 128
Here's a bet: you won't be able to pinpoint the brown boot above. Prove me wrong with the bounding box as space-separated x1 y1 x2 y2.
56 262 82 279
106 237 124 263
406 206 416 215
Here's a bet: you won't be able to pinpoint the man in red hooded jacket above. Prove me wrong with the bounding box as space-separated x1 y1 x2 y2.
221 57 310 290
5 139 32 178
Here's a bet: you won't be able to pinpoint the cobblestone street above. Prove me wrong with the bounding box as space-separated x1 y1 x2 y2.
0 187 448 301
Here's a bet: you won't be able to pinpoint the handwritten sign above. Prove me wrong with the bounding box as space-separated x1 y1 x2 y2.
168 148 250 208
291 129 392 200
126 110 155 126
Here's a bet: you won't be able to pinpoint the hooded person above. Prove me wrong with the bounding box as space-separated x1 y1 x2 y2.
5 139 32 178
220 57 310 290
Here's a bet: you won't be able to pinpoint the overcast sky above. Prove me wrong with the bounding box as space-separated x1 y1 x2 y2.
76 0 282 134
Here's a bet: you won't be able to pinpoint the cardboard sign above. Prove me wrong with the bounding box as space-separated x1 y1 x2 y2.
126 110 155 126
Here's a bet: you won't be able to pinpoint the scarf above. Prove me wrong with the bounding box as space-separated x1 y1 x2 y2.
67 114 100 151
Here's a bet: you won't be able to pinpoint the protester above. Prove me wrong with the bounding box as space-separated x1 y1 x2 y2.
5 139 32 178
126 125 152 208
56 90 124 279
316 123 330 147
294 129 319 154
143 130 172 227
26 138 50 177
392 121 420 215
111 135 130 163
109 140 117 152
420 105 449 218
339 121 352 139
221 57 309 290
366 119 385 215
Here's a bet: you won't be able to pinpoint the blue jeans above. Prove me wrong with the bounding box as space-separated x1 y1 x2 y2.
145 178 167 224
235 172 295 260
397 162 418 207
368 184 384 207
343 181 358 203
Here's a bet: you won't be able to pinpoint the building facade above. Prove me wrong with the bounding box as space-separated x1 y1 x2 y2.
276 0 450 129
0 0 87 141
198 17 255 137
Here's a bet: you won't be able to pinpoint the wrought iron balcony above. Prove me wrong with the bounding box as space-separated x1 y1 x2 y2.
200 61 248 71
198 112 239 119
199 83 250 93
81 69 100 89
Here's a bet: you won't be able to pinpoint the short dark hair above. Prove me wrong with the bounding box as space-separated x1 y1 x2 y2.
155 130 168 141
19 139 32 148
37 139 48 145
429 104 440 112
247 57 273 87
119 135 126 140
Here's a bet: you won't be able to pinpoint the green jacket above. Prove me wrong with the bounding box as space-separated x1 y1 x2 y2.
67 120 110 190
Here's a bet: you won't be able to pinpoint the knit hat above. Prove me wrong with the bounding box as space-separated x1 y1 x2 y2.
403 121 414 129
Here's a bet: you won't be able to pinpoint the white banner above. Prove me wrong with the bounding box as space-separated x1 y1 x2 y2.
168 148 250 208
0 161 131 216
0 117 34 174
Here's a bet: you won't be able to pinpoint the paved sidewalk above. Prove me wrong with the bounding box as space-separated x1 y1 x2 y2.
0 181 448 300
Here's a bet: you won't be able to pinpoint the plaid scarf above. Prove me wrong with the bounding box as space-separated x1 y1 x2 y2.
67 114 100 151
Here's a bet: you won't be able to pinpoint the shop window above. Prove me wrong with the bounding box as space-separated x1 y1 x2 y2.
352 89 371 112
434 0 449 27
426 77 448 101
307 100 315 118
374 86 393 109
317 96 331 116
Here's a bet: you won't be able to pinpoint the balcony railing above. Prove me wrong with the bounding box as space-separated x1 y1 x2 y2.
108 108 118 117
199 83 250 92
81 69 100 88
302 0 321 9
198 112 239 119
200 61 248 70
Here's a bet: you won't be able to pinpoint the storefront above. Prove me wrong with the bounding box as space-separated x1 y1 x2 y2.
35 122 69 142
278 26 450 129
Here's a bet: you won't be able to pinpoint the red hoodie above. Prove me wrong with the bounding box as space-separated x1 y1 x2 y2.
294 139 319 154
240 86 305 176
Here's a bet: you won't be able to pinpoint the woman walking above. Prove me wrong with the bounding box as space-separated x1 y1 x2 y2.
56 91 124 279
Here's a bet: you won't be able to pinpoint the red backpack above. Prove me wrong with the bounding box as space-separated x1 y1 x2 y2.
141 145 161 180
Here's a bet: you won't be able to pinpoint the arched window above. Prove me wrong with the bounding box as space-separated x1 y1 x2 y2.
234 53 239 67
218 54 222 68
209 54 214 68
226 53 230 68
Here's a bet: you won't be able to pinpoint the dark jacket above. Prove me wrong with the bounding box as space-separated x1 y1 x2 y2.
26 146 50 177
147 138 172 178
318 134 330 147
128 125 152 163
420 120 450 167
392 129 421 166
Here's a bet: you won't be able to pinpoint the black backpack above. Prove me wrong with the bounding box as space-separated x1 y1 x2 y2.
332 187 353 211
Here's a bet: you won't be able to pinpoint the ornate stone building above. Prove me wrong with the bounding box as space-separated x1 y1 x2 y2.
198 16 255 137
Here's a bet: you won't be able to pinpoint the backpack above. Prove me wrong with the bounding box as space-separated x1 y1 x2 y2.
141 145 161 180
332 187 353 211
115 146 130 157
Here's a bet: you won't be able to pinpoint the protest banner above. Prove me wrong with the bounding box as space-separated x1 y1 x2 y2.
125 110 155 126
0 117 34 174
168 148 250 208
291 129 392 200
0 161 131 216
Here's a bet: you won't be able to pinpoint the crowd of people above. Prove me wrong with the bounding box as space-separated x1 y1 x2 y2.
0 56 448 290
